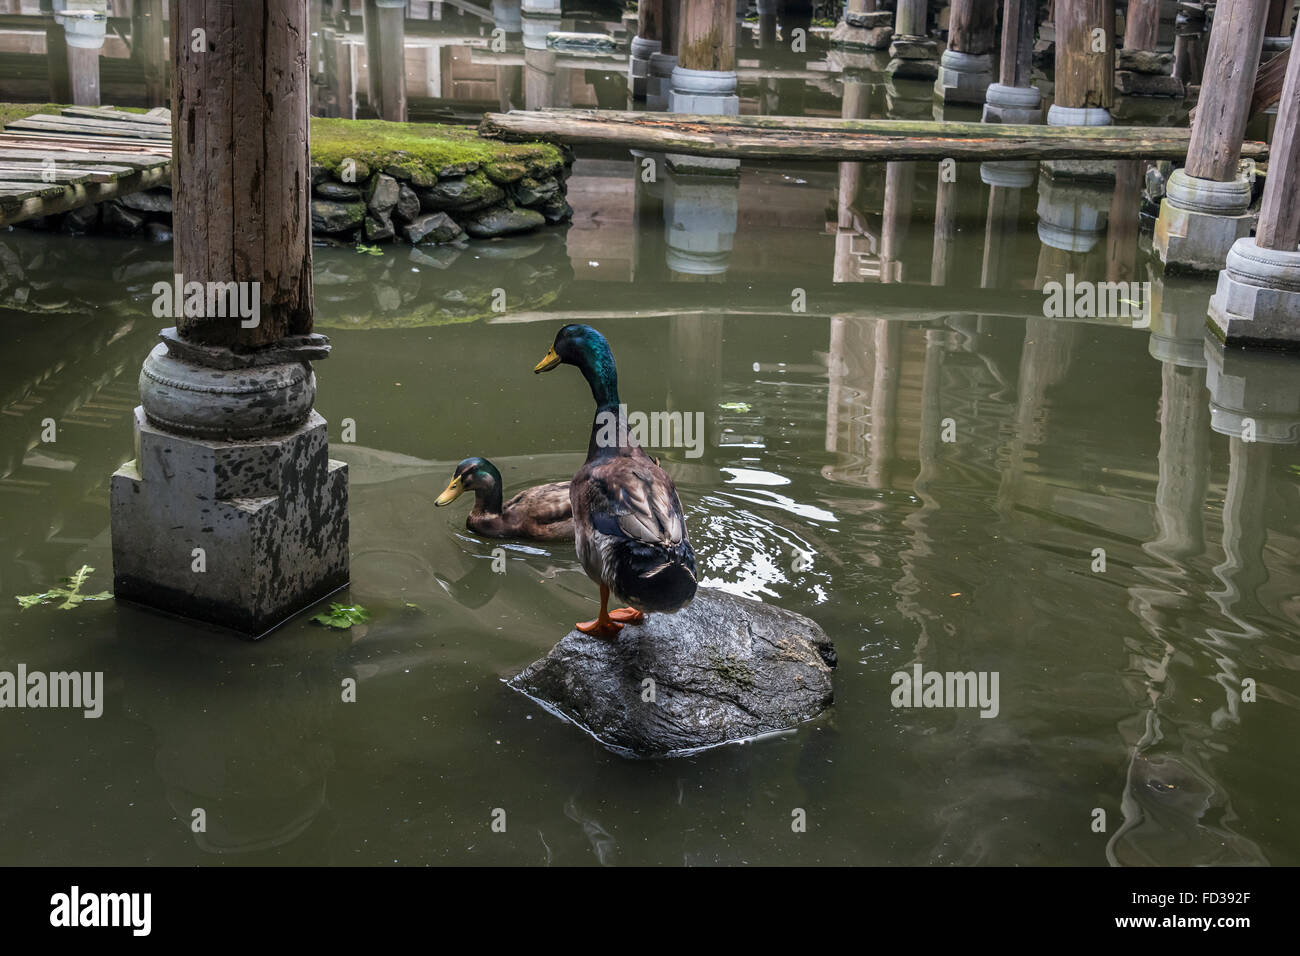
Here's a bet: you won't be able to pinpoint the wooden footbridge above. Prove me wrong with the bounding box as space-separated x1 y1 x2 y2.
0 106 171 228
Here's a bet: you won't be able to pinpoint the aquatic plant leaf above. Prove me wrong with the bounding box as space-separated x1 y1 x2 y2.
311 603 370 629
15 565 111 610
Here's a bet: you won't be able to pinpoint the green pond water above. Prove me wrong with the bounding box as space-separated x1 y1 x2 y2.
2 150 1298 866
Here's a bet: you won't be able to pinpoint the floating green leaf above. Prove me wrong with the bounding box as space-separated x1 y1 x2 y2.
719 402 752 413
311 602 370 629
355 243 384 256
15 565 112 611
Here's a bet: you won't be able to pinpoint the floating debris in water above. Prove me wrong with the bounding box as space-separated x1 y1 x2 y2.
15 565 112 611
311 603 370 629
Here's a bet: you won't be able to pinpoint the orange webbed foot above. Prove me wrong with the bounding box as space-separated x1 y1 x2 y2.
607 607 645 625
576 617 623 640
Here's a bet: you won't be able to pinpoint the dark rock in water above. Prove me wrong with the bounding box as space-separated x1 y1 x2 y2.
102 201 144 236
364 212 394 242
416 174 504 212
462 204 545 238
316 180 360 201
394 183 421 223
538 195 573 223
145 221 174 242
509 588 835 758
403 211 464 244
512 175 560 207
312 198 365 234
60 203 100 234
120 188 173 213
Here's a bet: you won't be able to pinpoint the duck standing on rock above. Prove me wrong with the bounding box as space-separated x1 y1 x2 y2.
435 456 573 541
534 325 697 639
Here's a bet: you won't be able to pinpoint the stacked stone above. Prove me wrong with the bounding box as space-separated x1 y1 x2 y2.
307 154 573 245
1116 49 1183 98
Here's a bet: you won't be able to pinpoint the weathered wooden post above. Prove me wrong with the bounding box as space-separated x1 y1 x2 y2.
110 0 349 637
629 0 664 99
1116 0 1183 98
1209 26 1300 348
1173 1 1207 86
888 0 938 79
41 0 72 103
983 0 1041 123
647 0 679 109
1264 0 1295 55
373 0 407 120
669 0 738 116
935 0 997 105
831 0 893 51
1154 0 1267 273
1048 0 1115 129
132 0 167 108
57 1 109 106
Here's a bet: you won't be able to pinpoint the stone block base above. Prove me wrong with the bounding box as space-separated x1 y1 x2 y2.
1208 238 1300 350
934 50 992 105
1115 70 1184 97
830 21 892 51
1154 171 1254 275
887 35 939 80
111 408 349 637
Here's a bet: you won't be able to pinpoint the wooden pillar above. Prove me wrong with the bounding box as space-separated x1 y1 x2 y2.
133 0 167 108
629 0 664 99
41 0 72 104
676 0 737 74
947 0 997 54
1185 0 1268 181
1255 36 1300 249
1173 2 1207 85
67 44 102 106
1123 0 1161 51
373 0 407 121
1053 0 1115 112
171 0 313 347
1266 0 1294 37
999 0 1036 87
895 0 927 38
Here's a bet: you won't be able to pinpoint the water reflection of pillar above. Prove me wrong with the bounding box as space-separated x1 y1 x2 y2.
996 317 1078 513
492 0 525 111
880 162 915 284
631 151 669 283
132 0 167 108
662 165 739 280
868 321 903 488
523 12 565 110
822 316 902 489
667 314 724 454
59 1 108 107
1106 161 1144 284
834 76 872 284
756 0 779 48
1034 174 1110 289
978 162 1034 289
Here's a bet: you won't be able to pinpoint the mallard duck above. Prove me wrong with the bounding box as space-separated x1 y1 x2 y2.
435 457 573 541
534 325 697 639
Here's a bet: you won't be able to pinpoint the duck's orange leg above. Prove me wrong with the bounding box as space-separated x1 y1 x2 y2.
576 583 623 640
608 607 644 624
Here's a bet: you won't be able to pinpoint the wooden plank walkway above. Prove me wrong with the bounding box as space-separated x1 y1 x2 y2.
480 109 1272 163
0 106 172 227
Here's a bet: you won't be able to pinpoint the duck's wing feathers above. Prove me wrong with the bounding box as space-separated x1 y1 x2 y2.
590 463 684 547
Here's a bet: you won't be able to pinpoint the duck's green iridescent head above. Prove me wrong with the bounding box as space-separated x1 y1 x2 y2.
533 324 620 408
435 456 502 508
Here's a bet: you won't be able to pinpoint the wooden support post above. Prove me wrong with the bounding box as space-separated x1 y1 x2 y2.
1123 0 1161 50
1255 37 1300 249
1265 0 1294 39
936 0 997 104
171 0 313 347
671 0 738 115
895 0 927 38
373 0 407 121
1185 0 1268 181
985 0 1041 121
1052 0 1115 116
1173 3 1207 85
133 0 167 108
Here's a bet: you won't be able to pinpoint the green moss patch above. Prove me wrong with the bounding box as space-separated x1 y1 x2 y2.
309 118 566 186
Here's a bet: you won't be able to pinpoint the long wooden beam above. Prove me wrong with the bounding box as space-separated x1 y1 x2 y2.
480 109 1270 161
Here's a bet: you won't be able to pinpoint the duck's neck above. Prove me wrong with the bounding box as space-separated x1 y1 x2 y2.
471 483 503 516
578 344 624 461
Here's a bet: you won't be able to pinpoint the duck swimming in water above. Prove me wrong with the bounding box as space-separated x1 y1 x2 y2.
435 456 573 541
534 324 697 639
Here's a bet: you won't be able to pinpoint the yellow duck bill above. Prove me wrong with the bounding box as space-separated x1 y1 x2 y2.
533 347 561 373
435 477 464 506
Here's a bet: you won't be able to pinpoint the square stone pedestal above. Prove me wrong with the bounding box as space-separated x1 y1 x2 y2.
111 408 349 637
1154 200 1254 275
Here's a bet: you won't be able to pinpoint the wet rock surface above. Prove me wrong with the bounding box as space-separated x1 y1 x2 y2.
509 588 836 758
